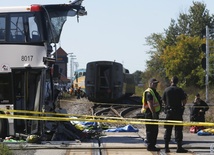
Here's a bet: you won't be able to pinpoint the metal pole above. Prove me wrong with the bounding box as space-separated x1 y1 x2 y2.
70 54 76 83
71 56 73 81
205 26 209 102
67 53 73 83
70 54 72 82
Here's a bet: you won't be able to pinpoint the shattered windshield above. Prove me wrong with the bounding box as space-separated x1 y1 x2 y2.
42 1 87 43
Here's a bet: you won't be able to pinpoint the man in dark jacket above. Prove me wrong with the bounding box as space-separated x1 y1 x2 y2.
162 76 188 153
190 93 209 122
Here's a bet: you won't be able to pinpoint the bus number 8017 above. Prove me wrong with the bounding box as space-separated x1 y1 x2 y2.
21 55 33 61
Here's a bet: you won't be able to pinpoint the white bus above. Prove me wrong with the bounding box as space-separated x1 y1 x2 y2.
0 0 86 139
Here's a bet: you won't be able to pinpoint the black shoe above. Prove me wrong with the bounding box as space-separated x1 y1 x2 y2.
165 148 170 153
147 147 160 151
176 148 188 153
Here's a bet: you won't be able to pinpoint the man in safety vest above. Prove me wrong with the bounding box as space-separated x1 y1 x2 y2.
142 78 162 151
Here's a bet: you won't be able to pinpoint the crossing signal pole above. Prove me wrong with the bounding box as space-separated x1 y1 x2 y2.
205 26 209 103
201 26 210 102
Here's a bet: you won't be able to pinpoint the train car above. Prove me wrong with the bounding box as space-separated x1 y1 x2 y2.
72 68 86 97
0 1 87 139
85 61 135 103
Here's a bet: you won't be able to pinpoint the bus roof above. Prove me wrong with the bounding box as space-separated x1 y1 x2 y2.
0 6 32 13
0 2 85 13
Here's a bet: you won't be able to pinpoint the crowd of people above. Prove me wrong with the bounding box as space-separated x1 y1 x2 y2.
142 76 209 153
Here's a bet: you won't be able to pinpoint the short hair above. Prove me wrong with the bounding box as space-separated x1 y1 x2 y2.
149 78 159 84
171 76 178 84
196 93 200 97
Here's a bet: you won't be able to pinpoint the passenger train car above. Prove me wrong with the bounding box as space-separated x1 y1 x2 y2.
85 61 135 103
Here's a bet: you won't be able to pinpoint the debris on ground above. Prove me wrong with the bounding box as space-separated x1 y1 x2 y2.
104 125 139 132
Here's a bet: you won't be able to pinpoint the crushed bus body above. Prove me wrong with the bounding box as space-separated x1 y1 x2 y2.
0 0 87 141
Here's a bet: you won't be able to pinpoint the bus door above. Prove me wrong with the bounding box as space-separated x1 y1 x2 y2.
12 69 45 135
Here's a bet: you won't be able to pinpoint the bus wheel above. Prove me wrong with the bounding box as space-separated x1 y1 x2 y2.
0 112 9 139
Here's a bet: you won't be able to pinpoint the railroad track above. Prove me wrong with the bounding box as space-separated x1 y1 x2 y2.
7 133 212 155
92 104 142 118
58 98 214 154
91 96 142 118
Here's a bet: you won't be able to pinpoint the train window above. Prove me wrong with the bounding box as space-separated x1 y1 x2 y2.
0 16 6 41
125 69 130 73
79 72 82 77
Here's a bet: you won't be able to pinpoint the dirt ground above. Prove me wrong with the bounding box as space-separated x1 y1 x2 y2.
10 97 206 155
59 97 93 115
59 97 195 133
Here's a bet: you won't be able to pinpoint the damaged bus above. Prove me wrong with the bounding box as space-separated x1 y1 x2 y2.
0 0 87 140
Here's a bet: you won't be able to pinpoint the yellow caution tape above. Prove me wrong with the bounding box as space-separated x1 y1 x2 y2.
0 108 186 124
0 112 214 127
1 106 214 126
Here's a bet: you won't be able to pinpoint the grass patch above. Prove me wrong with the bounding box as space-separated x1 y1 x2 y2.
0 143 13 155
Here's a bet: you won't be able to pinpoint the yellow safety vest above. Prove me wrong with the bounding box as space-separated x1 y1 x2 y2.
141 88 160 113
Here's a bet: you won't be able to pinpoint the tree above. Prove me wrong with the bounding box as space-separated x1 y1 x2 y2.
188 2 214 37
161 35 204 86
144 1 214 87
132 70 143 85
145 33 166 76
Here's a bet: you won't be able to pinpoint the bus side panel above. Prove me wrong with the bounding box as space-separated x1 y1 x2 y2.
0 45 46 72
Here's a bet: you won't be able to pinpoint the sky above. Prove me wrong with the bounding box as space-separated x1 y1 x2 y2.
2 0 214 74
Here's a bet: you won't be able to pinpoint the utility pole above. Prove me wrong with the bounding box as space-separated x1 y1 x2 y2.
73 62 79 71
205 26 209 103
67 53 76 83
69 53 76 83
67 53 73 81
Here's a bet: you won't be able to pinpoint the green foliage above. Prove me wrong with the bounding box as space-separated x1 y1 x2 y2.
0 144 13 155
161 35 204 86
143 1 214 88
132 70 143 85
62 92 72 98
145 33 165 75
135 85 144 96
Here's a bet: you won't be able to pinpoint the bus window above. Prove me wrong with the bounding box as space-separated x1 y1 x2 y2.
6 13 42 43
0 16 6 41
10 16 25 42
28 16 41 42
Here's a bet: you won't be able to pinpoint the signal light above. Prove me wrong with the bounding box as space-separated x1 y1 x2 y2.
201 57 206 70
31 5 41 12
201 44 206 53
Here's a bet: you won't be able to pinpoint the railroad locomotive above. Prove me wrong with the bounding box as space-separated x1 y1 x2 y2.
85 61 135 103
72 68 86 97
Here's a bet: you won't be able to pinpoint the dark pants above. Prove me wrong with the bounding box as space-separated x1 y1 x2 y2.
164 124 183 142
164 109 183 143
194 115 205 122
145 110 159 148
